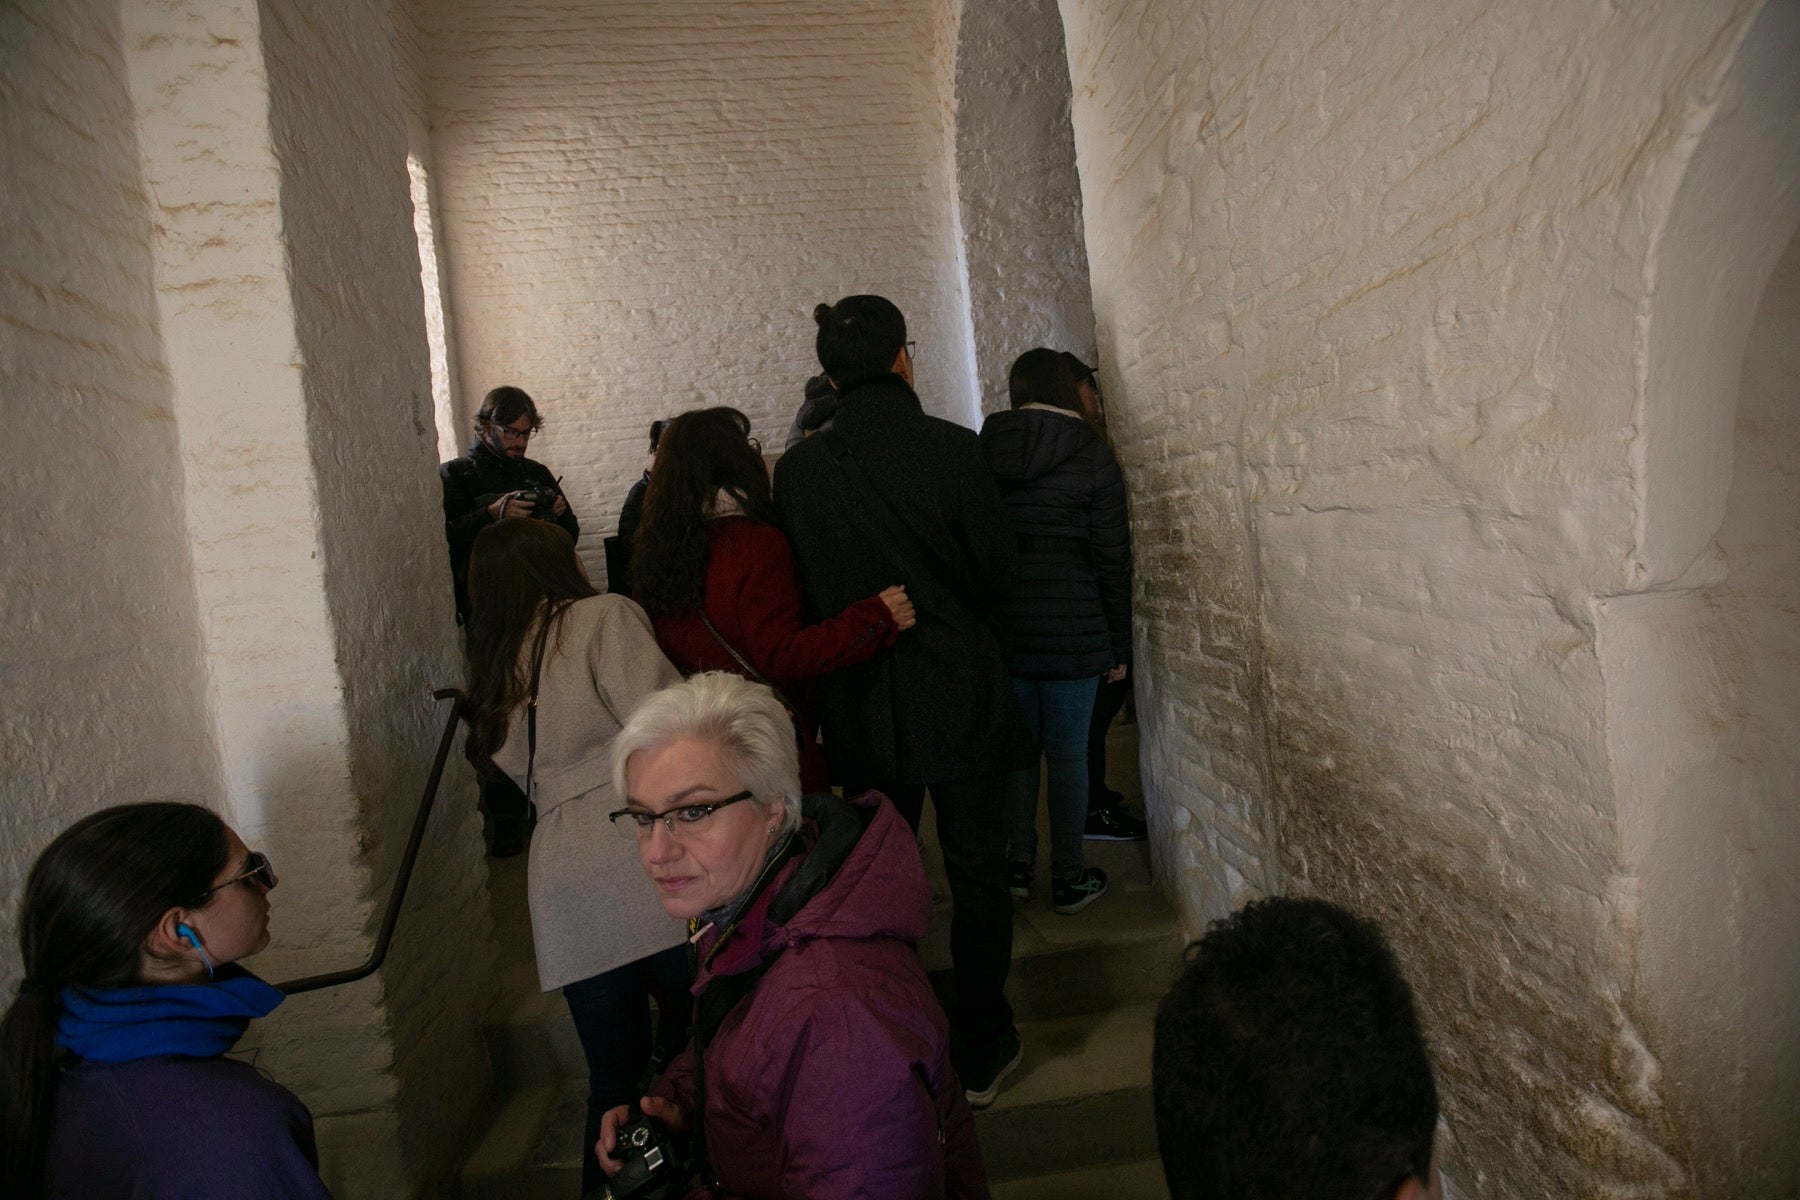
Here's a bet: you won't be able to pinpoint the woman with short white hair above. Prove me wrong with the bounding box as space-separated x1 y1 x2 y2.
597 672 990 1199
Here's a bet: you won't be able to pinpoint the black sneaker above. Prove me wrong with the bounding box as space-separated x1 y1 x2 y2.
962 1031 1023 1110
1084 805 1148 841
1007 862 1033 898
1052 866 1108 915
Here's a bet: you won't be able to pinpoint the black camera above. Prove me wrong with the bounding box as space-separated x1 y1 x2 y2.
515 482 562 519
598 1105 687 1200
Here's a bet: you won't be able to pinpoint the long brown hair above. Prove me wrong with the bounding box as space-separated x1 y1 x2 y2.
2 803 230 1199
630 407 778 614
462 518 597 770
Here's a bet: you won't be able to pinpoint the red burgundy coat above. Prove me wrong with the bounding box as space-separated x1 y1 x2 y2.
648 516 897 790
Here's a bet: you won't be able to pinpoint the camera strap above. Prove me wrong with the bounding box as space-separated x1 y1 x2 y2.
522 607 557 817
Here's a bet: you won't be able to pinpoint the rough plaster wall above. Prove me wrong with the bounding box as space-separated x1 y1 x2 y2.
418 0 980 583
257 0 493 1191
1601 230 1800 1196
115 0 490 1193
955 0 1098 414
1595 4 1800 1191
0 0 226 981
1055 0 1781 1194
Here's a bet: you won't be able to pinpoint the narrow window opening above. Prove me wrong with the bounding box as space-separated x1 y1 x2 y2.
407 153 459 462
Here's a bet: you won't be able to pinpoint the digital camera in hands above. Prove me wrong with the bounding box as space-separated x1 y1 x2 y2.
597 1104 687 1200
515 482 562 519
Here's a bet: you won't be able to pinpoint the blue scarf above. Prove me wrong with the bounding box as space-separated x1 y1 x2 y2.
55 964 285 1064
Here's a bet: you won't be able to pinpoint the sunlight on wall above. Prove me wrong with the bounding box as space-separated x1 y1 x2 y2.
407 152 458 461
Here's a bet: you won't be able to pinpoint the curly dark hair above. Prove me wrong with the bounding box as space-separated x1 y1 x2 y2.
630 407 777 614
1152 897 1439 1200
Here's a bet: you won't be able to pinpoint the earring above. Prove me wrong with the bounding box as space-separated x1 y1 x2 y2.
767 825 776 835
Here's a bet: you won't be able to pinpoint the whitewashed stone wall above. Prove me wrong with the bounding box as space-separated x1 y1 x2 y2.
955 0 1098 414
1056 0 1798 1195
414 0 979 585
0 0 227 968
3 0 491 1195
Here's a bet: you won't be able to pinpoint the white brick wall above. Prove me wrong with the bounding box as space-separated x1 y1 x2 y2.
1056 0 1793 1194
954 0 1098 414
414 0 981 585
0 0 227 974
1 1 491 1195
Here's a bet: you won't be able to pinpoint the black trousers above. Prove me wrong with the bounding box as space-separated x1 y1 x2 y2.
1086 673 1132 802
850 775 1017 1077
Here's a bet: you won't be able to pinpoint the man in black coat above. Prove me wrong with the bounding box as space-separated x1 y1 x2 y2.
440 385 579 624
774 294 1031 1109
440 384 578 856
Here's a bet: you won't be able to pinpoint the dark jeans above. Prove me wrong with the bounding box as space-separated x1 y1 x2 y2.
1087 672 1132 802
1007 676 1101 880
562 944 693 1195
851 776 1017 1080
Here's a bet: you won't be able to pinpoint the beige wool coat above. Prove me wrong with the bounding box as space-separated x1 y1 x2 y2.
491 593 687 991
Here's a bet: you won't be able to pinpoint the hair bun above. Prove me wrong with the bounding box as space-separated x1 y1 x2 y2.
813 302 833 326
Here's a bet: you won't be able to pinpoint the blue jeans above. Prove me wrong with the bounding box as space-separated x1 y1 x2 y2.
1005 675 1101 882
562 943 692 1195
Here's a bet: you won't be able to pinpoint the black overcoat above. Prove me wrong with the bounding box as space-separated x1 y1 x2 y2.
440 439 580 621
774 377 1032 785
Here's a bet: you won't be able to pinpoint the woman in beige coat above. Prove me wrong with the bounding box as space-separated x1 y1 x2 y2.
463 517 687 1195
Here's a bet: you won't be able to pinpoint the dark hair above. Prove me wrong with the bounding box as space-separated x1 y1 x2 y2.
1153 897 1439 1200
462 518 597 769
2 803 230 1199
1008 347 1083 413
648 419 669 453
631 408 777 614
813 295 906 386
1058 351 1097 387
474 385 543 435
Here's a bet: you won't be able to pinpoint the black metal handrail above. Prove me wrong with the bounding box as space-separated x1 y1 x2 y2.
278 687 466 995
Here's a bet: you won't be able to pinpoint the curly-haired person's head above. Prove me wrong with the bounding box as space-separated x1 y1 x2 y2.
1153 896 1442 1200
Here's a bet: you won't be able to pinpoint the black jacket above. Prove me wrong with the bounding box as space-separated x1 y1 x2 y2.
774 377 1032 785
440 439 579 621
980 406 1132 679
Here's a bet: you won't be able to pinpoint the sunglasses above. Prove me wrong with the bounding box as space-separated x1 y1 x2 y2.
187 850 278 905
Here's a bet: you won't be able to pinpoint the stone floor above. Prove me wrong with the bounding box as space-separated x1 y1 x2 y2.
460 714 1175 1198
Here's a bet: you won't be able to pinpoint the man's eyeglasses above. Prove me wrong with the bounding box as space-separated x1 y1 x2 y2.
608 790 755 839
489 422 533 442
188 851 278 905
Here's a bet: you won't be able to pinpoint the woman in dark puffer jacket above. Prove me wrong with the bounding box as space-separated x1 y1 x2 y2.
980 349 1133 915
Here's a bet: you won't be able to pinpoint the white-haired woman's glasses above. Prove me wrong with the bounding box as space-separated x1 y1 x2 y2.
607 790 756 840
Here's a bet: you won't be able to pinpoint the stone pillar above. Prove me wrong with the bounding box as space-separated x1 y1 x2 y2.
118 0 490 1192
954 0 1099 415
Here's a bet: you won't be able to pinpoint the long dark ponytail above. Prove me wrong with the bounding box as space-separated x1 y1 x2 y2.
630 407 777 615
462 517 599 771
1 802 229 1198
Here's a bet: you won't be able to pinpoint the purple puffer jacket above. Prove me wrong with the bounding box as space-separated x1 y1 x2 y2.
654 792 989 1200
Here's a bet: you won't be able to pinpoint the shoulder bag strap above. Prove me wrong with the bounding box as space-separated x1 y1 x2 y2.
523 608 556 816
696 607 797 716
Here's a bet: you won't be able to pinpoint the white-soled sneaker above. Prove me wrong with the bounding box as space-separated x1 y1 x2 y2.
1052 866 1108 915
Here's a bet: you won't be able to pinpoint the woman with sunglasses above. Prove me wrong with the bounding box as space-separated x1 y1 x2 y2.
596 673 988 1199
462 516 690 1197
630 406 914 792
0 802 327 1198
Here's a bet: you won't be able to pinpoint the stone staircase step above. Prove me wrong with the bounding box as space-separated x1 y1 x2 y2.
459 1082 576 1200
922 864 1184 1023
974 999 1158 1181
991 1156 1170 1199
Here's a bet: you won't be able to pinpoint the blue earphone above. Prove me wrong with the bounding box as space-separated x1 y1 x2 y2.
176 922 215 980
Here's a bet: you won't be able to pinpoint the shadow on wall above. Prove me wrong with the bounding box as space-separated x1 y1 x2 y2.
1262 655 1686 1199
